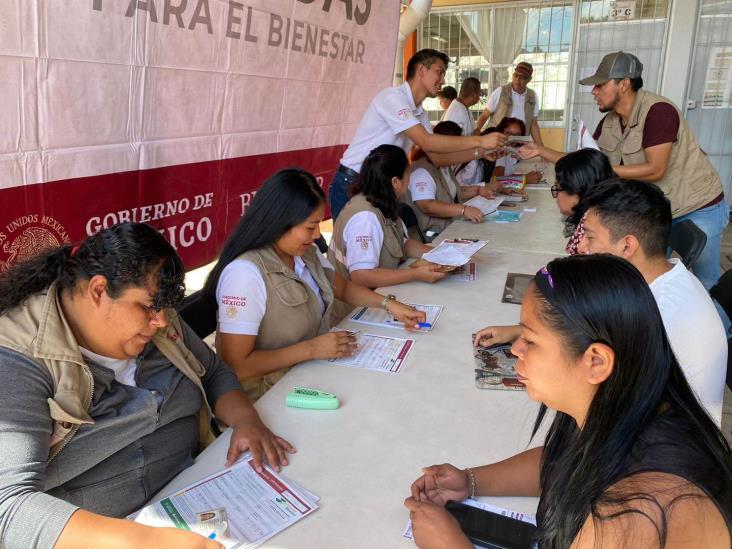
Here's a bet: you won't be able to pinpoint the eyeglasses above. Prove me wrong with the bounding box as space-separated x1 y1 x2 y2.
550 185 563 198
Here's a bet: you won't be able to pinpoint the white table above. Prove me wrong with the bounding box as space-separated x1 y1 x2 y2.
155 242 567 547
446 187 567 255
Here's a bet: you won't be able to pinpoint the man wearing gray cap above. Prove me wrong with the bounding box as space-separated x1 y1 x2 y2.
521 51 727 290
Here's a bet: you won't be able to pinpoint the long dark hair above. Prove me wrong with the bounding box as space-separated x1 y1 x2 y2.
349 145 407 221
532 255 732 547
203 168 325 302
554 149 614 236
0 222 185 315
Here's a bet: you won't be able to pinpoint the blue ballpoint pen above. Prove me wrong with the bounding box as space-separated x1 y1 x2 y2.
417 322 432 329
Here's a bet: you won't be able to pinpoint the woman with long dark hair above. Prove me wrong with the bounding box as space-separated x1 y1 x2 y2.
203 168 425 402
553 148 615 254
328 144 444 290
406 255 732 548
0 222 292 549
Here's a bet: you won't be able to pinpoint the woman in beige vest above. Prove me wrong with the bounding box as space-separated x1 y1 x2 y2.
204 169 425 402
406 121 485 240
329 145 444 289
0 222 291 549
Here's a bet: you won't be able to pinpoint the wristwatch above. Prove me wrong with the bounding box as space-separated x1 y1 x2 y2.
380 294 396 311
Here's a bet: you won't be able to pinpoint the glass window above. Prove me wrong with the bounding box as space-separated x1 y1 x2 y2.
418 2 574 128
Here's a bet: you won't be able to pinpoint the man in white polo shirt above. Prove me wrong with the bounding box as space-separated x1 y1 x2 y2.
329 49 507 219
443 77 484 185
476 61 543 146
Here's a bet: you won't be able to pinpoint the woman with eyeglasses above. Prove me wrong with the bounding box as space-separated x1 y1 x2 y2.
406 255 732 549
493 117 542 184
550 148 615 255
0 223 292 549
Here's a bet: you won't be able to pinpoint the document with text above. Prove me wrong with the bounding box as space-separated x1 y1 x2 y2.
133 454 319 548
329 332 415 373
347 303 443 332
422 239 487 267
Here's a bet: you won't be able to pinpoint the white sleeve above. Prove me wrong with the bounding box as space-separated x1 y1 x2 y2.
373 89 422 135
400 219 409 243
443 102 468 133
456 160 483 186
533 96 540 118
216 259 267 336
342 211 384 272
485 87 501 114
418 110 433 133
409 167 438 201
315 245 335 271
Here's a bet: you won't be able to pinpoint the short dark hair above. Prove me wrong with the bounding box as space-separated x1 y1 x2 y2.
555 149 615 237
459 77 481 99
350 145 408 221
437 86 457 101
615 76 643 91
406 49 450 80
204 168 325 302
0 223 185 315
583 178 671 258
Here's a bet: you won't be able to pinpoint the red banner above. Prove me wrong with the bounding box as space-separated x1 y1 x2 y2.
0 145 345 271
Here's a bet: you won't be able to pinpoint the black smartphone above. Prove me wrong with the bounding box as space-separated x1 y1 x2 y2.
445 501 536 549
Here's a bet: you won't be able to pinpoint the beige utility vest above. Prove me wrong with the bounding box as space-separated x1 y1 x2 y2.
327 193 406 321
405 157 458 237
596 89 723 217
226 245 334 401
0 282 215 462
488 84 537 132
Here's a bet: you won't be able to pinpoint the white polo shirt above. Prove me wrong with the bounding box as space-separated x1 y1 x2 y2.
341 211 409 272
340 81 433 173
443 100 483 185
649 258 727 426
443 99 475 135
409 167 458 202
216 247 334 336
486 86 540 125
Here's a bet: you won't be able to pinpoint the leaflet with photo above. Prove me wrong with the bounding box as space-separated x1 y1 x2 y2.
133 454 319 548
472 334 525 391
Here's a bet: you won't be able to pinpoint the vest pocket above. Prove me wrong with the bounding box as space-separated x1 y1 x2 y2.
621 131 643 156
596 132 620 153
272 278 311 306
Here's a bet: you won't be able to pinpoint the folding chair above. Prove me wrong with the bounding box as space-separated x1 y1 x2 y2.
669 220 707 270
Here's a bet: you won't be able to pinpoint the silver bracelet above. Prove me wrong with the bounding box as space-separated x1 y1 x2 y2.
465 467 476 498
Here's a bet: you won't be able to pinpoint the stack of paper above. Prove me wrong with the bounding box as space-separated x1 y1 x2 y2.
421 239 487 267
463 195 505 216
133 455 319 548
